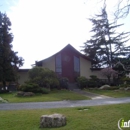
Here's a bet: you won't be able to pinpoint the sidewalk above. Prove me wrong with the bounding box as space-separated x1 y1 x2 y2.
72 89 111 99
0 97 8 103
0 97 3 101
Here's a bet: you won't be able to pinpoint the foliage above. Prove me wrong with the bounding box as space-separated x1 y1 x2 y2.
120 76 130 85
59 77 69 89
89 75 99 81
0 90 9 94
28 67 59 89
0 12 24 89
119 84 130 88
113 54 130 76
77 76 87 89
81 6 130 68
20 82 49 94
101 67 118 84
88 75 100 87
101 67 118 77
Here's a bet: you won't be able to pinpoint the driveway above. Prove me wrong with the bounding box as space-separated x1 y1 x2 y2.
72 89 111 99
0 97 130 110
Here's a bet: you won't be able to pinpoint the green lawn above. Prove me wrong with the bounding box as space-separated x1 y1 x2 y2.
0 90 89 103
0 103 130 130
85 89 130 98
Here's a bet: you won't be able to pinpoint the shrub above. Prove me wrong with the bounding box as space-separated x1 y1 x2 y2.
77 76 87 89
121 77 130 83
20 82 49 94
0 90 9 94
41 87 49 94
28 67 59 89
119 84 130 88
59 77 69 89
88 75 100 88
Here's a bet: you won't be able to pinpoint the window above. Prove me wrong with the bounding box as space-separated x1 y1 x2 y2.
74 56 80 72
55 53 62 74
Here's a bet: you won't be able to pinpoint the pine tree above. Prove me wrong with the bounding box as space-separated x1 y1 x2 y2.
0 12 24 89
81 7 130 68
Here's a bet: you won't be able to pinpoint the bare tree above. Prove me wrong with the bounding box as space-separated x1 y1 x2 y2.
114 0 130 19
85 0 130 19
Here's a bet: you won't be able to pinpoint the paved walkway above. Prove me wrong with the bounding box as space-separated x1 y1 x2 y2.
68 83 111 99
0 97 130 110
0 97 3 101
72 89 111 99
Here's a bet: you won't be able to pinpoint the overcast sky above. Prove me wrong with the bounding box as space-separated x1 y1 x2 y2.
0 0 130 68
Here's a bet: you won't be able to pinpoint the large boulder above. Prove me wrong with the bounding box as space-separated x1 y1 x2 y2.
23 92 35 97
99 85 110 90
16 91 25 96
125 87 130 91
16 91 35 97
40 113 66 128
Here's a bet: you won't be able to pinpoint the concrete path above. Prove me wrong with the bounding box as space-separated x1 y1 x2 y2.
72 89 111 99
0 97 130 110
0 97 3 101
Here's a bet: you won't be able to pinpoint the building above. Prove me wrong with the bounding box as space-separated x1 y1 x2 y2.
18 44 104 84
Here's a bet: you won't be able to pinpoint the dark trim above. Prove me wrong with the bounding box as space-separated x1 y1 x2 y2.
90 68 103 71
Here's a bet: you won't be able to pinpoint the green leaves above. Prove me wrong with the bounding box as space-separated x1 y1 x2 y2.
28 67 59 88
82 7 130 68
0 12 24 87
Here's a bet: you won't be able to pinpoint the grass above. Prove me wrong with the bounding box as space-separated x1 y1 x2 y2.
0 90 89 103
85 89 130 98
0 103 130 130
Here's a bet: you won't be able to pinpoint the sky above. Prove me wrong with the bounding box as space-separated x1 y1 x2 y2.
0 0 130 68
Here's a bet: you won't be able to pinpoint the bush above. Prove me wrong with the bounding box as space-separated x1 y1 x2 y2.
59 77 69 89
119 84 130 88
88 75 100 88
77 76 87 89
41 88 49 94
121 77 130 84
20 82 49 94
0 90 9 94
28 67 60 89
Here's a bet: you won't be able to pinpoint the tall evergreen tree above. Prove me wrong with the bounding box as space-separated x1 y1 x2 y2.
0 12 24 89
81 6 130 68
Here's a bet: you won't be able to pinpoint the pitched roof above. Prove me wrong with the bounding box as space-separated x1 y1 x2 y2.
35 44 95 65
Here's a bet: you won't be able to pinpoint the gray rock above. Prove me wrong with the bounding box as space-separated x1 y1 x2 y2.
16 91 25 96
125 87 130 91
16 91 35 97
119 87 125 90
40 113 66 128
99 85 110 90
23 92 35 97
